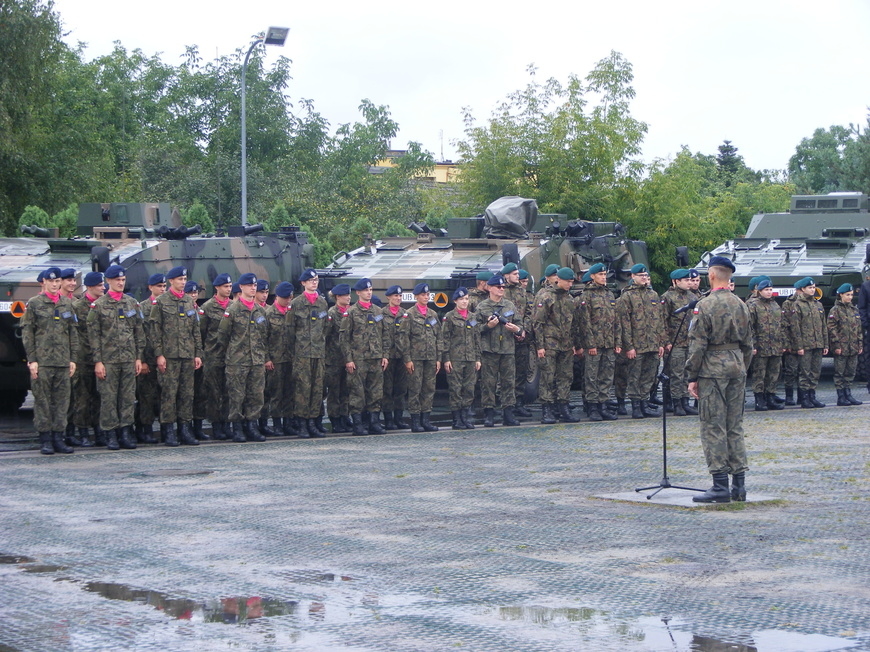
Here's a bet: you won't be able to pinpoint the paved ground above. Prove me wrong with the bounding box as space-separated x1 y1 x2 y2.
1 382 869 651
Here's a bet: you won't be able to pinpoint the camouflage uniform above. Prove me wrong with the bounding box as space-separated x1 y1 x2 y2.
382 306 410 414
216 299 268 422
467 288 489 314
324 304 350 423
200 296 231 428
748 295 784 395
616 284 665 400
827 298 862 390
789 292 828 391
289 293 329 419
577 282 620 405
264 302 295 419
405 304 442 414
505 282 532 406
532 285 579 405
476 298 519 409
340 302 389 414
136 295 161 428
149 291 203 423
660 286 694 401
441 308 481 410
685 288 753 475
87 292 145 431
192 302 207 424
71 293 100 431
780 294 800 400
21 294 79 433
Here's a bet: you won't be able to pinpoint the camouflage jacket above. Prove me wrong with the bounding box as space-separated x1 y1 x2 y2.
532 286 580 352
21 294 79 367
476 298 519 355
265 303 294 364
616 285 665 353
504 283 531 331
748 296 784 357
87 293 145 364
72 293 99 365
289 294 329 359
441 309 481 363
577 282 619 349
325 305 349 366
789 293 828 350
780 294 798 352
216 299 268 366
149 291 203 360
405 304 442 362
468 288 490 314
660 287 694 348
200 297 231 362
382 306 409 360
340 303 389 363
139 295 160 362
685 288 753 381
827 300 862 355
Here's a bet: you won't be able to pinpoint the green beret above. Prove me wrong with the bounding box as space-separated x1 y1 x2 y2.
582 271 592 283
557 267 575 281
518 269 529 280
837 283 853 294
476 271 494 282
501 263 518 274
670 269 690 280
630 263 648 274
589 263 606 274
748 275 771 292
794 277 814 289
544 264 560 277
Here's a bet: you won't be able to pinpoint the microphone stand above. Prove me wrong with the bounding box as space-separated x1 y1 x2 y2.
635 303 704 500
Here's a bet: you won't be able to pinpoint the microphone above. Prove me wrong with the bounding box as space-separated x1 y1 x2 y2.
673 299 699 315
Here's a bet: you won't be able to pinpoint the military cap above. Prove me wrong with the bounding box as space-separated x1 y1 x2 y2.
756 278 772 291
237 273 257 286
453 287 469 300
475 271 494 282
60 268 76 279
105 265 126 279
501 262 518 274
557 267 575 281
747 275 771 292
413 282 430 295
166 266 187 279
688 269 700 278
231 282 240 295
148 273 167 286
371 295 383 307
184 281 200 293
37 267 62 282
589 263 606 274
582 271 592 283
670 269 690 280
256 279 270 292
385 285 402 296
793 276 814 289
837 283 853 294
84 271 104 287
353 278 373 292
274 281 294 298
544 264 560 277
707 255 736 272
299 268 317 282
630 263 648 274
332 283 350 296
518 269 529 280
487 275 505 287
212 273 232 287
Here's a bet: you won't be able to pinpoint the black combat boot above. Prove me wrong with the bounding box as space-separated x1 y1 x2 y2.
641 400 661 418
178 421 199 445
39 432 54 455
52 431 74 454
137 423 158 444
600 403 618 421
754 392 769 411
798 389 814 409
451 410 464 430
680 397 699 415
483 408 496 428
460 407 475 429
257 417 277 437
784 387 796 406
809 389 825 408
105 427 121 450
307 419 325 438
94 428 108 447
64 422 82 447
673 398 687 416
245 421 266 441
283 417 301 437
329 415 347 434
118 426 137 449
730 472 746 502
631 400 644 419
383 411 397 430
765 393 784 410
513 400 532 418
846 388 863 405
540 404 557 424
768 392 785 405
692 472 731 503
503 407 520 426
271 417 283 435
78 427 94 447
837 388 850 406
230 422 246 443
194 419 210 440
616 398 628 416
314 416 327 434
421 413 439 432
211 422 227 440
394 410 409 429
587 403 603 422
368 412 386 435
557 403 580 423
410 413 424 433
351 413 367 436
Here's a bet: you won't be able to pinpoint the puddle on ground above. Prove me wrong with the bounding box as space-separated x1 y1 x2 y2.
129 469 215 478
0 554 35 564
21 564 68 573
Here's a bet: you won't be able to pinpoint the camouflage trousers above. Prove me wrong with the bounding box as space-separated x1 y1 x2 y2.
614 353 629 399
265 361 293 418
382 357 408 411
749 355 782 394
626 351 660 400
664 346 689 399
583 348 616 404
447 361 477 410
32 366 70 433
157 358 195 423
135 362 161 426
537 349 574 404
71 364 99 429
226 364 265 422
203 362 229 424
697 375 748 475
833 354 858 389
480 351 515 409
97 362 137 430
323 363 349 419
293 357 324 419
407 359 437 414
348 359 384 414
797 348 824 391
193 365 207 420
514 342 531 402
781 352 799 389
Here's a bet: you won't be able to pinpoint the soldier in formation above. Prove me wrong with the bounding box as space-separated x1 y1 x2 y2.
747 278 785 411
324 284 351 434
789 277 828 409
381 285 410 430
136 273 165 443
290 268 328 438
405 283 442 432
69 271 104 447
827 283 864 406
199 273 233 440
264 281 299 436
660 269 699 417
441 287 480 430
502 263 533 417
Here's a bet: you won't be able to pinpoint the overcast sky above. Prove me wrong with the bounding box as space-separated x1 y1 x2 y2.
52 0 870 172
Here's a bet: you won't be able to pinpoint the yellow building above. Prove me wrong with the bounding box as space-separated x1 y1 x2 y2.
372 150 460 184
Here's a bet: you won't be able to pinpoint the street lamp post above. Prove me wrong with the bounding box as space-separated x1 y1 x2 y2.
241 26 289 226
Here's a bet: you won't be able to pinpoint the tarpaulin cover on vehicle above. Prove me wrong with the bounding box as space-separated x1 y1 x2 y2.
483 196 538 239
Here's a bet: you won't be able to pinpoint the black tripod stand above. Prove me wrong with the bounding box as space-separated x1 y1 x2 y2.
635 303 704 500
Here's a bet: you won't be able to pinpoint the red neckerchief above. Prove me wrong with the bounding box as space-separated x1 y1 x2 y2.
149 295 159 304
64 291 75 300
108 290 124 301
43 291 60 304
239 296 255 310
389 305 400 316
85 293 99 303
416 303 428 317
275 302 289 314
170 288 185 299
304 291 319 305
257 301 267 308
457 309 468 319
215 296 230 309
337 305 348 315
358 301 371 310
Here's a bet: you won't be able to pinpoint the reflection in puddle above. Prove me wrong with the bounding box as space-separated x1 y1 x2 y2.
21 564 68 573
0 554 35 564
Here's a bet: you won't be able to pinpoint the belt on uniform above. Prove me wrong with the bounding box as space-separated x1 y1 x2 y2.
706 343 740 351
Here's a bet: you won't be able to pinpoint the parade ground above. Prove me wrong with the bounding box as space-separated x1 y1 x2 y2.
1 382 869 651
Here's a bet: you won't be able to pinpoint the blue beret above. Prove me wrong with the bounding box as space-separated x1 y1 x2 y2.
331 283 350 296
371 295 383 307
837 283 854 294
105 265 126 279
274 281 293 298
38 267 62 282
166 266 187 279
670 269 690 280
794 276 814 289
238 273 257 286
453 287 468 300
688 269 700 278
630 263 648 274
476 271 494 282
501 263 518 274
557 267 575 281
84 271 104 287
299 268 317 282
60 268 76 279
756 279 772 291
582 271 592 283
256 279 270 292
413 283 430 295
708 256 736 272
353 278 373 292
184 281 200 293
518 269 529 280
148 273 167 286
589 263 606 274
487 275 505 287
385 285 402 296
544 264 560 277
231 282 240 295
212 273 232 287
